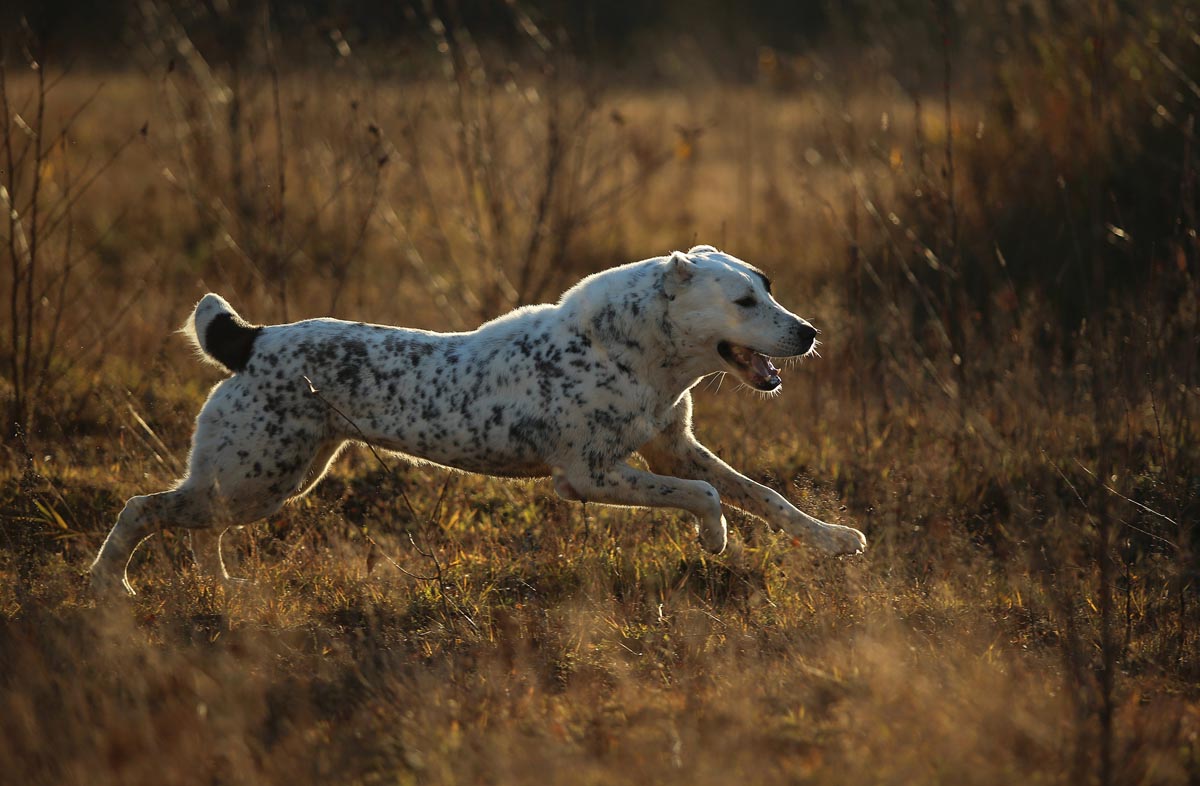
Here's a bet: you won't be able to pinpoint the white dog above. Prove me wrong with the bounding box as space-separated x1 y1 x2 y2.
90 246 866 594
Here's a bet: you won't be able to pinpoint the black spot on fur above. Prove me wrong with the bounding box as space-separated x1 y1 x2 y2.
205 313 262 373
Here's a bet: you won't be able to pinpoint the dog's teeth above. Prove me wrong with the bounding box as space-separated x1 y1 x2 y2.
748 352 778 380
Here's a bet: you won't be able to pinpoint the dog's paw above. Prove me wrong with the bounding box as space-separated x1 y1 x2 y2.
698 514 728 555
811 524 867 557
89 567 136 598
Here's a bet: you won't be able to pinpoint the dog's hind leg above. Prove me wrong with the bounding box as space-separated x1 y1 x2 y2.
189 527 239 584
292 440 346 499
186 440 345 585
553 463 729 553
91 450 326 596
91 377 338 595
90 486 218 596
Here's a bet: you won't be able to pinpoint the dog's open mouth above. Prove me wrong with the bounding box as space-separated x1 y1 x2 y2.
717 341 782 391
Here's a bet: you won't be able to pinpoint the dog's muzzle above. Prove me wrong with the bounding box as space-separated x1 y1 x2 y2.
716 323 817 392
718 341 783 391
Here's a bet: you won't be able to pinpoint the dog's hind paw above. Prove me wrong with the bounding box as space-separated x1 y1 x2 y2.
89 568 137 598
219 574 252 589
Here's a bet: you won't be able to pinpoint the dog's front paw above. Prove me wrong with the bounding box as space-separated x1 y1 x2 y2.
698 513 728 555
811 524 867 556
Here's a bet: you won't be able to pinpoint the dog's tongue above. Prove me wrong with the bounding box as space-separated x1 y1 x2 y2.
750 353 780 385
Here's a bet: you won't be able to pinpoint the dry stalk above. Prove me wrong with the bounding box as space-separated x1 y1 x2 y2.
302 375 478 633
1 34 138 441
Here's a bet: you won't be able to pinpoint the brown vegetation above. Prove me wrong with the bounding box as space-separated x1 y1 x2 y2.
1 2 1198 784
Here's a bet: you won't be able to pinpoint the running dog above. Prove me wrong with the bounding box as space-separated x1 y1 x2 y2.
90 245 866 594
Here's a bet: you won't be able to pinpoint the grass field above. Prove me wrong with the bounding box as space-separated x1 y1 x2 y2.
2 3 1199 784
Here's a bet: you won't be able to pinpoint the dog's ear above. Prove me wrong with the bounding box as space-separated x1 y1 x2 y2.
663 250 697 297
688 244 717 254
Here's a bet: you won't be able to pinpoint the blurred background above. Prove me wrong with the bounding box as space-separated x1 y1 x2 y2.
1 2 1198 784
1 0 1195 418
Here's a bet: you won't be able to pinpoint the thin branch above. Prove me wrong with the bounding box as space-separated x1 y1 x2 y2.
303 375 422 521
264 2 288 320
34 136 74 401
38 124 142 240
303 374 478 633
409 531 479 632
1072 458 1181 542
2 51 25 429
21 44 47 396
937 0 958 266
1041 450 1179 551
361 530 436 581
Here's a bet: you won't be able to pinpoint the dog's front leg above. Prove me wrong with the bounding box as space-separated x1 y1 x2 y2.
640 435 867 556
552 463 729 553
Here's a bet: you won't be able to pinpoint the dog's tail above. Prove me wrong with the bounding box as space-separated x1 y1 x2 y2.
183 293 263 374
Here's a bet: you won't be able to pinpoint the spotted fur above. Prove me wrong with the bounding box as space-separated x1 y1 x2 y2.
90 246 866 594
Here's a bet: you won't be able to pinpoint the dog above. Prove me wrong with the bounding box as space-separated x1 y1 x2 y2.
89 245 866 594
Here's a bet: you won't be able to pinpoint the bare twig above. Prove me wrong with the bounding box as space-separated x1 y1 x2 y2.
1041 450 1179 552
1072 458 1181 545
3 51 23 432
264 2 288 320
360 530 436 582
409 532 479 633
20 40 46 405
936 0 958 266
303 375 477 632
303 375 420 520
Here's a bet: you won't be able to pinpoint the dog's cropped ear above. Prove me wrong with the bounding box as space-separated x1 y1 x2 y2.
688 244 717 254
663 250 697 297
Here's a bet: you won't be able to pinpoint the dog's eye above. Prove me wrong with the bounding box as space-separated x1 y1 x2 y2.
735 296 757 308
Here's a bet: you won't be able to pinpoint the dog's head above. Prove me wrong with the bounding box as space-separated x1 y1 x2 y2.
662 245 818 392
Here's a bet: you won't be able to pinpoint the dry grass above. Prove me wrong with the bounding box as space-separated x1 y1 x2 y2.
2 2 1199 784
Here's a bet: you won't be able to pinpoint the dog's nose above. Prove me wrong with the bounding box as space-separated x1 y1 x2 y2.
796 322 818 353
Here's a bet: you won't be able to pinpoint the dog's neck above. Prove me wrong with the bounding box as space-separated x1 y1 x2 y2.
563 263 711 398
